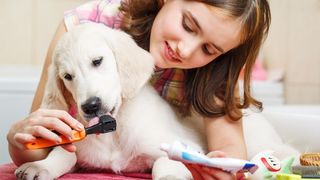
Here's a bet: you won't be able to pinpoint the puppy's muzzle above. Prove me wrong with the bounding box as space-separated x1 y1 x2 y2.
81 96 101 116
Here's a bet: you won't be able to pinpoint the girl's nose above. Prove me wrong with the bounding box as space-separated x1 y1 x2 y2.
176 39 198 59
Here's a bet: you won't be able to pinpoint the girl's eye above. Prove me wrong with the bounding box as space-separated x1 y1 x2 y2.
64 73 73 81
202 44 215 55
92 56 103 67
182 16 193 32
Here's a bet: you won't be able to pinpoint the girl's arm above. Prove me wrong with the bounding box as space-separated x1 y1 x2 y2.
7 21 77 166
205 83 247 159
185 115 247 179
204 115 247 159
30 21 66 112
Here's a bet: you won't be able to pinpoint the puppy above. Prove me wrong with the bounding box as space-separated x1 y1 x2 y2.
15 23 205 180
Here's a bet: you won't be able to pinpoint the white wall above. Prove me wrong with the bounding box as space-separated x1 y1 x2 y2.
0 0 87 65
0 66 40 164
265 0 320 103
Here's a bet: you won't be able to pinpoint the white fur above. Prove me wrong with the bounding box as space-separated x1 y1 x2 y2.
15 23 300 180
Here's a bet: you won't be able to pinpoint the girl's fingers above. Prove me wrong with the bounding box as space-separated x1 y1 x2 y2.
207 151 226 158
202 166 235 180
236 172 246 180
14 128 77 151
191 164 216 180
8 109 83 150
38 109 84 131
13 133 36 145
28 109 84 139
184 151 235 180
36 117 74 139
31 125 62 143
184 163 204 180
61 144 77 152
204 151 239 179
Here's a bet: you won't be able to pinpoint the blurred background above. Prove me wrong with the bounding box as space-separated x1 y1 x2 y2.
0 0 319 164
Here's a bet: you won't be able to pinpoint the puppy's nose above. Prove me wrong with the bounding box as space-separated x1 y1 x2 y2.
81 96 101 115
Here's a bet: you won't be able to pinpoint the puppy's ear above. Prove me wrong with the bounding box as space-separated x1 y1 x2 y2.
103 27 155 99
40 63 69 111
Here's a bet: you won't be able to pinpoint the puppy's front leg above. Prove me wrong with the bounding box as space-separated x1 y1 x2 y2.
152 156 192 180
15 146 77 180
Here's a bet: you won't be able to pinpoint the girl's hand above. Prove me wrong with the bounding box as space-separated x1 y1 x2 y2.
184 151 246 180
7 109 84 152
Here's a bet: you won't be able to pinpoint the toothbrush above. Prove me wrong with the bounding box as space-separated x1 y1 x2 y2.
161 141 258 174
25 115 116 150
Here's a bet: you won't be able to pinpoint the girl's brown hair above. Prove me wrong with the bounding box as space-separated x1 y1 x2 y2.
120 0 271 120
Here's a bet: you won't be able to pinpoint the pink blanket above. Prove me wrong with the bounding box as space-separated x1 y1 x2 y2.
0 163 152 180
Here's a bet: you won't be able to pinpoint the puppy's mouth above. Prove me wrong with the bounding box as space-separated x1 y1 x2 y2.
86 112 112 127
84 107 116 127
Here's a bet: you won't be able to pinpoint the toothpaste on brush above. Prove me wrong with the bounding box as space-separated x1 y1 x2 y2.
160 141 258 174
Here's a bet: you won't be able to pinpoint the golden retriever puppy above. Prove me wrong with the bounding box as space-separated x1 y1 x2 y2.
15 23 205 180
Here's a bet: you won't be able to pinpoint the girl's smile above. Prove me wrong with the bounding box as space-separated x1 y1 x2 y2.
163 41 182 64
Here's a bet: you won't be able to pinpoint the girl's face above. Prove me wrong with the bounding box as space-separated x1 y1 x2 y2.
150 0 242 69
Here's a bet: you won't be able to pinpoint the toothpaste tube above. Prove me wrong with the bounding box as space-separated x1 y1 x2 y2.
160 141 258 174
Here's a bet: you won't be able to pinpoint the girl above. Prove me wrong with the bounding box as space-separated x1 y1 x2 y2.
7 0 271 179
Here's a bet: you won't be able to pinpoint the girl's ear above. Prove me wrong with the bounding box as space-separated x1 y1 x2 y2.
101 25 155 99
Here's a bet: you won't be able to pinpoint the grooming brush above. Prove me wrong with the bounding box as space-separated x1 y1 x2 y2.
291 165 320 178
25 115 116 150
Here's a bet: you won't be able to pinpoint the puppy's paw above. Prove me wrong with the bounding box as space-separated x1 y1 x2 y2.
153 157 192 180
15 161 58 180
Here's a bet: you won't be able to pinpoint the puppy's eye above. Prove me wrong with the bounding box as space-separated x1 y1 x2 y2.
64 73 73 81
92 56 103 67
